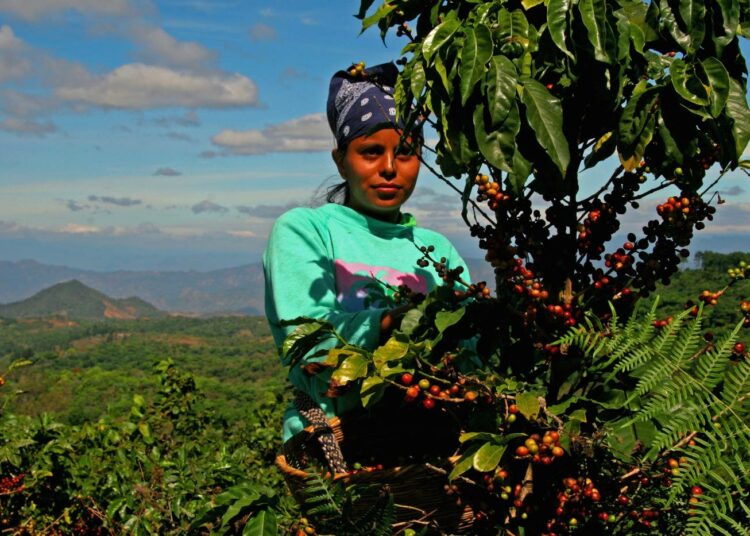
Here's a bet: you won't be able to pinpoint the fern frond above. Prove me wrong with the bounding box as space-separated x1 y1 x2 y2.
352 487 395 536
722 359 750 412
629 309 702 400
302 472 343 517
566 303 750 535
614 306 689 377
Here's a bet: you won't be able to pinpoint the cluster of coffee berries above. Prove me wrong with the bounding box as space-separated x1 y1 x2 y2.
391 283 424 306
682 288 726 317
509 259 550 301
395 22 411 37
0 375 5 387
454 281 492 300
416 246 470 291
657 192 715 230
0 472 25 494
741 301 750 328
348 461 384 475
627 507 660 529
687 485 704 516
400 373 471 409
294 517 317 536
652 315 673 329
663 456 685 479
727 260 749 279
475 174 512 211
543 477 608 534
348 61 366 78
607 246 635 274
514 431 565 464
577 205 617 257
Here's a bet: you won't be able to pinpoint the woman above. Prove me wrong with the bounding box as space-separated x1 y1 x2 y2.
263 62 470 446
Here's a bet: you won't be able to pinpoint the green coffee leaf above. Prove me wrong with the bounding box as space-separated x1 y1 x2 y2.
410 60 426 99
360 375 386 408
726 78 750 159
473 442 506 472
361 2 396 32
449 444 480 480
670 59 709 106
399 308 423 336
677 0 706 54
331 354 369 384
496 9 529 43
520 77 570 175
435 307 466 333
242 510 277 536
459 24 493 106
547 0 575 60
579 0 614 64
515 391 541 419
701 57 729 117
486 55 518 126
373 337 409 368
474 102 519 172
422 15 460 63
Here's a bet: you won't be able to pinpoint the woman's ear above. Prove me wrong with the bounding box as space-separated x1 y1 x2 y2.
331 148 347 178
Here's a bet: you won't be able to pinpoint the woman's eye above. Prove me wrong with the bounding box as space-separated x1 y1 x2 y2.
361 146 383 156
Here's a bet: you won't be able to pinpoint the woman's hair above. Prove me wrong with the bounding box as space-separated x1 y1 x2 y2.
325 145 350 204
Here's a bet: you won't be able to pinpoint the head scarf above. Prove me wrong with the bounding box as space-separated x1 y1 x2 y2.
326 62 406 149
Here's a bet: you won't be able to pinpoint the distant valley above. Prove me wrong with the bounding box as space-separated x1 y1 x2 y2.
0 259 495 315
0 259 265 315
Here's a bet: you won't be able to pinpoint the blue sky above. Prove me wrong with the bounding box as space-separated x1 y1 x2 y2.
1 1 749 271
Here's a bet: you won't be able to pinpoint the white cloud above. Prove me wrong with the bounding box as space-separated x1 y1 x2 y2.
1 89 56 117
249 23 277 42
165 131 193 142
60 223 100 234
211 113 331 156
226 230 257 238
0 220 26 232
0 0 147 22
132 25 215 68
88 195 142 207
0 117 57 136
236 202 300 219
55 63 259 109
0 25 31 82
153 110 200 127
154 167 182 176
192 200 228 214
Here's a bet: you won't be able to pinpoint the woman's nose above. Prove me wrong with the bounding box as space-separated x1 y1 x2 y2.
380 152 396 178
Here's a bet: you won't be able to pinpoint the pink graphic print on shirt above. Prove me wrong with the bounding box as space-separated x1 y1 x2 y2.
334 259 428 311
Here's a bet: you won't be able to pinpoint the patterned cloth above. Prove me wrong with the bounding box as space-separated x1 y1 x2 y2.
294 390 349 474
326 62 405 149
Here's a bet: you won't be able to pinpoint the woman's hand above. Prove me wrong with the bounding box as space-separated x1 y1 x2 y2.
379 303 412 343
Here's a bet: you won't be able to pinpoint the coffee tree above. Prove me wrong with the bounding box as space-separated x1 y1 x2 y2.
287 1 750 535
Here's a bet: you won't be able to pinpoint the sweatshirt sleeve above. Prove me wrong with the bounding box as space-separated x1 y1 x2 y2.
263 208 386 361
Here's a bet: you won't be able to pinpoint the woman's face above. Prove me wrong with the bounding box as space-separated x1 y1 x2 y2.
333 128 420 223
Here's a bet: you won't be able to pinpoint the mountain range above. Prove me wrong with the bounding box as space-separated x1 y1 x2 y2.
0 280 164 320
0 259 495 315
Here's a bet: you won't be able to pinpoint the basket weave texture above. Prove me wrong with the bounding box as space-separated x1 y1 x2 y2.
276 408 481 534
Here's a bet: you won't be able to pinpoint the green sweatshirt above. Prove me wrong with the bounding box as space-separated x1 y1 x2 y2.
263 203 469 441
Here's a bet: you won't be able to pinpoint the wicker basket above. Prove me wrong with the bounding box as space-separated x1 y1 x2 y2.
275 408 485 534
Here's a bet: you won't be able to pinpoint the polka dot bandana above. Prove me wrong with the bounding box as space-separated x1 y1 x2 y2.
326 62 405 149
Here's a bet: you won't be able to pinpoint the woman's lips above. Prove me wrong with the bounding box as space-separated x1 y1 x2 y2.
373 183 402 192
